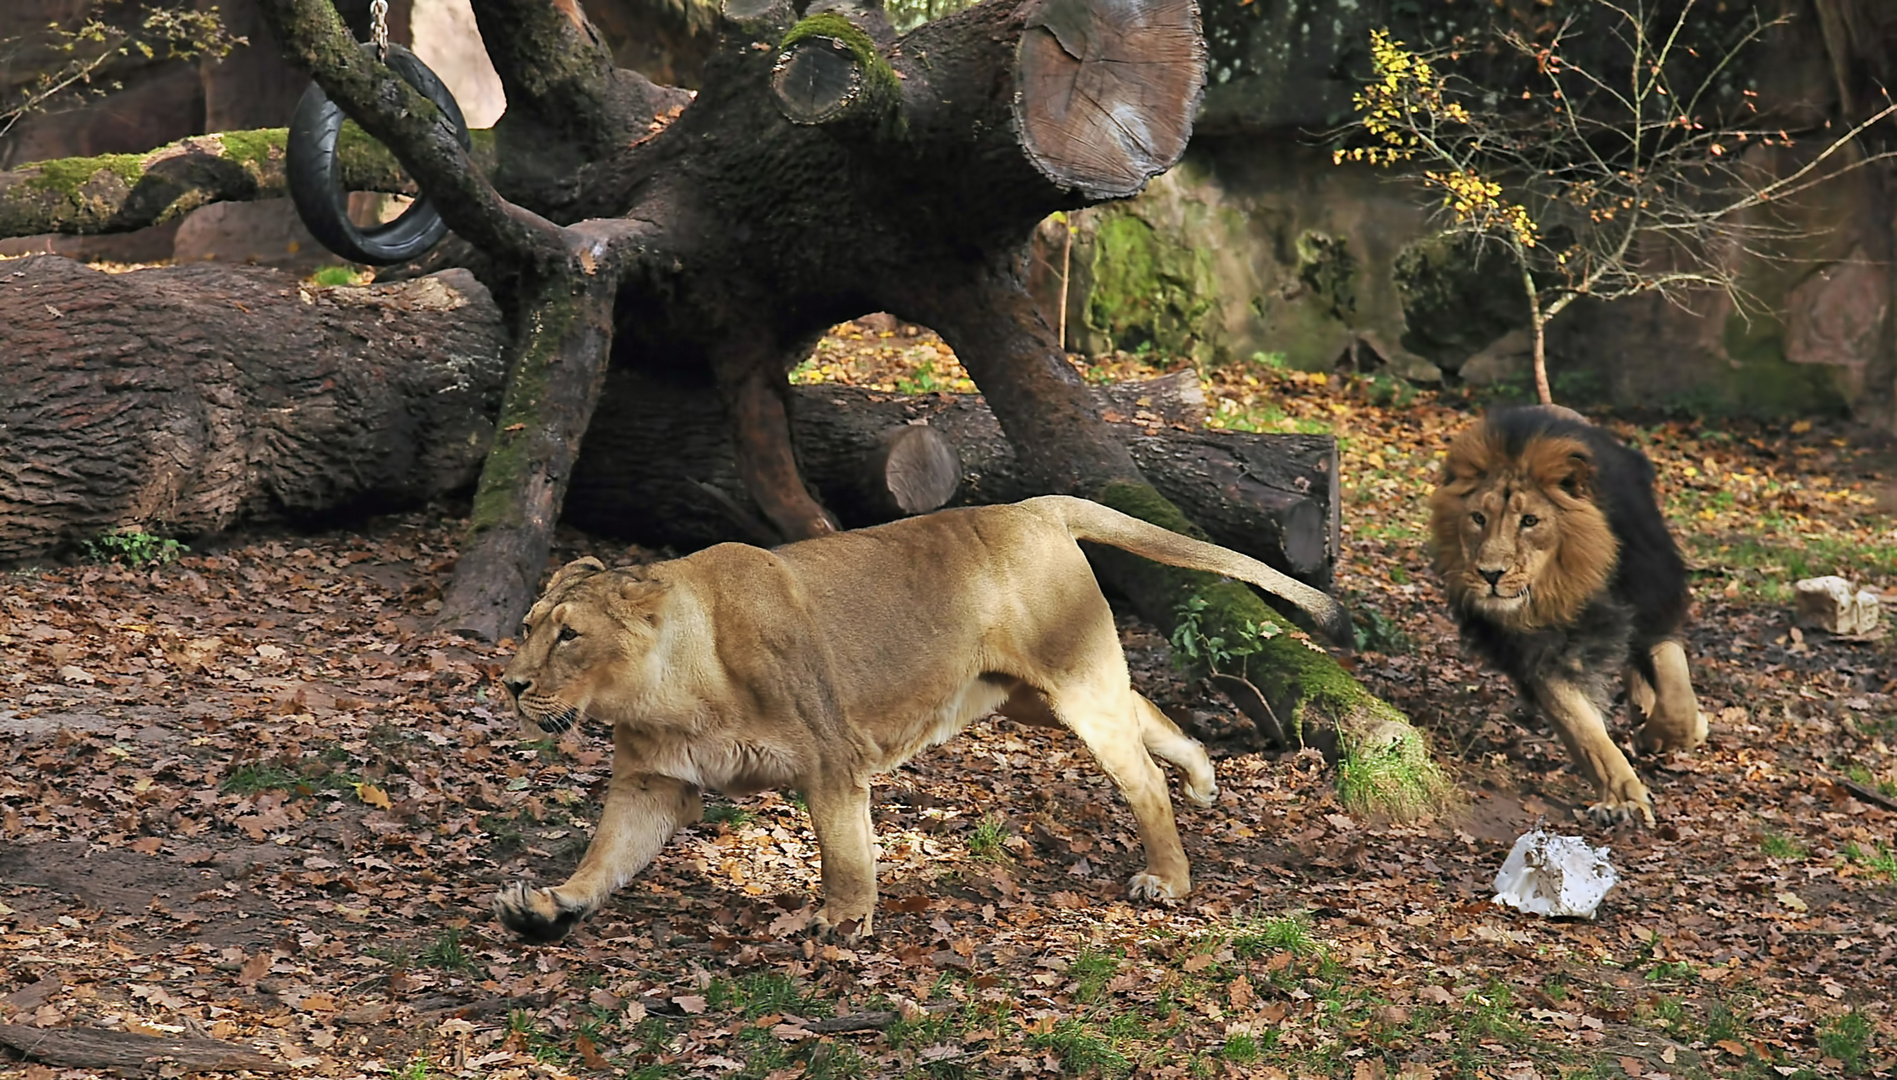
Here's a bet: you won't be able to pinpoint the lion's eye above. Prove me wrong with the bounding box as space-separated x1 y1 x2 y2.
557 626 580 643
1470 511 1486 527
1520 514 1540 528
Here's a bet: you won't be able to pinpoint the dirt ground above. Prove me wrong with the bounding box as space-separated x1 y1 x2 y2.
2 330 1894 1080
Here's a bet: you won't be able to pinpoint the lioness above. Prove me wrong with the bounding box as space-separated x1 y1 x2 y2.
1429 406 1705 826
494 495 1350 942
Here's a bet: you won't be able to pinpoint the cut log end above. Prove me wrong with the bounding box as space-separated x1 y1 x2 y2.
868 424 961 516
772 37 869 125
1013 0 1205 199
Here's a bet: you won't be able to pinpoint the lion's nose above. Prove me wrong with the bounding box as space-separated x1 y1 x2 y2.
502 676 530 700
1478 568 1505 587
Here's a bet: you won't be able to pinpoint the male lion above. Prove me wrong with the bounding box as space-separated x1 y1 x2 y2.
1429 406 1706 826
493 495 1351 943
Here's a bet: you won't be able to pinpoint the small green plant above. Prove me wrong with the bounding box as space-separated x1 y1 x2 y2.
1169 594 1278 681
966 813 1010 861
394 1055 430 1080
895 359 942 395
1845 765 1897 799
1351 606 1412 654
421 926 473 972
704 802 757 828
309 265 364 287
82 529 186 568
1819 1011 1874 1075
1759 832 1806 860
1645 960 1697 983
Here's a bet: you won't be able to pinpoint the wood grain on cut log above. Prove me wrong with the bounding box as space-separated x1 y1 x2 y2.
0 256 504 562
0 1024 288 1075
1015 0 1206 199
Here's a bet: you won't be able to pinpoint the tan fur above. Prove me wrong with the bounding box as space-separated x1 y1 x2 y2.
1429 428 1618 632
493 496 1349 942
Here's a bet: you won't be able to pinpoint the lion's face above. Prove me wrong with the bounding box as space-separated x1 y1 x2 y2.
501 557 664 734
1429 425 1618 631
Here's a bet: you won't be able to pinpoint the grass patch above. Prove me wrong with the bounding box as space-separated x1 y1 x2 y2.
221 762 300 795
1843 840 1897 880
1030 1019 1131 1078
704 802 757 828
421 926 473 972
1819 1011 1875 1075
1228 908 1324 960
966 813 1010 861
1067 947 1122 1004
1759 832 1807 860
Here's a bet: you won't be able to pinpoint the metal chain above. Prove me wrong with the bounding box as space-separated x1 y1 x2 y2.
369 0 390 59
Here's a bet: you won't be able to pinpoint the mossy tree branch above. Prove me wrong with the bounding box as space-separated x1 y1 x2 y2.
0 127 497 240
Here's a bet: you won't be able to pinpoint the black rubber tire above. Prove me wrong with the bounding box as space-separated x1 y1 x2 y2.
286 43 472 266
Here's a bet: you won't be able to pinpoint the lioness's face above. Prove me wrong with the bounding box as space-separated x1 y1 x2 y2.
501 558 659 734
1451 481 1564 617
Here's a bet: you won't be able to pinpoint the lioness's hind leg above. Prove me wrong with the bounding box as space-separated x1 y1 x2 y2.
493 762 702 944
1134 693 1217 807
1052 686 1193 901
1633 639 1706 754
1533 675 1654 827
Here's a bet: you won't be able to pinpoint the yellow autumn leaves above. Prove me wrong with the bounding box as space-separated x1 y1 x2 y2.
1335 29 1538 251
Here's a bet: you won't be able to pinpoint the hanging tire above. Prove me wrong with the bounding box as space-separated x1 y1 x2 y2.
286 43 472 266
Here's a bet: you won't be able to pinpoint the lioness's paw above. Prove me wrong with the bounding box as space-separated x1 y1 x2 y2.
1126 872 1188 902
1182 775 1219 808
812 906 872 942
1585 795 1655 829
492 882 589 944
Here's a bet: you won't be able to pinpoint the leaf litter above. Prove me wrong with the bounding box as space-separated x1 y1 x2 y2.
0 324 1892 1079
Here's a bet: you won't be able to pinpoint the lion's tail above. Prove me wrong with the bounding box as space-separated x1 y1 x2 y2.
1026 495 1353 646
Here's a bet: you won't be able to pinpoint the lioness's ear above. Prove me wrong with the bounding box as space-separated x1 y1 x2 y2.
547 556 607 591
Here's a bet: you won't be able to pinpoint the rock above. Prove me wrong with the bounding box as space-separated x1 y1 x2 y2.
1792 575 1881 636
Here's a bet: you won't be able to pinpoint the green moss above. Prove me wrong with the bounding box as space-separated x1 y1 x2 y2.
779 13 901 113
218 127 287 169
1091 480 1453 820
465 297 577 535
25 153 147 194
1294 230 1358 325
1085 213 1218 357
1392 231 1529 372
1710 309 1851 418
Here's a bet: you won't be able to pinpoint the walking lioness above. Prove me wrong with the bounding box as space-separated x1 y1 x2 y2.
494 496 1350 942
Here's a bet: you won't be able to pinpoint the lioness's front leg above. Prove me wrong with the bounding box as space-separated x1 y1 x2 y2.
494 731 703 943
1532 675 1654 827
805 779 877 939
1632 639 1706 754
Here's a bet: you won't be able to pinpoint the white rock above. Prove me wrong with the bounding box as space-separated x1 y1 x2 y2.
1792 575 1881 635
1492 828 1618 919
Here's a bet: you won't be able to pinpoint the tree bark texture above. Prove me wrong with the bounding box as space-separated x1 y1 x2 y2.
0 256 504 562
0 1024 288 1076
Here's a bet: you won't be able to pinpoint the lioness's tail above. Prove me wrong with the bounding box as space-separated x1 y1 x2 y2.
1027 495 1353 646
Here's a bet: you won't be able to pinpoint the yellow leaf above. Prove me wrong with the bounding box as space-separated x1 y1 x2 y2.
354 781 392 809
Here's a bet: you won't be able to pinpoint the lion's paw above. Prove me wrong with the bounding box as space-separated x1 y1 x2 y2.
1126 872 1187 902
1634 710 1707 755
492 882 589 944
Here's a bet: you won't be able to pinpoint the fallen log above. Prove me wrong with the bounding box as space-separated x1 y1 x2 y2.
0 1024 288 1075
0 256 505 563
571 369 1339 586
0 257 1333 585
